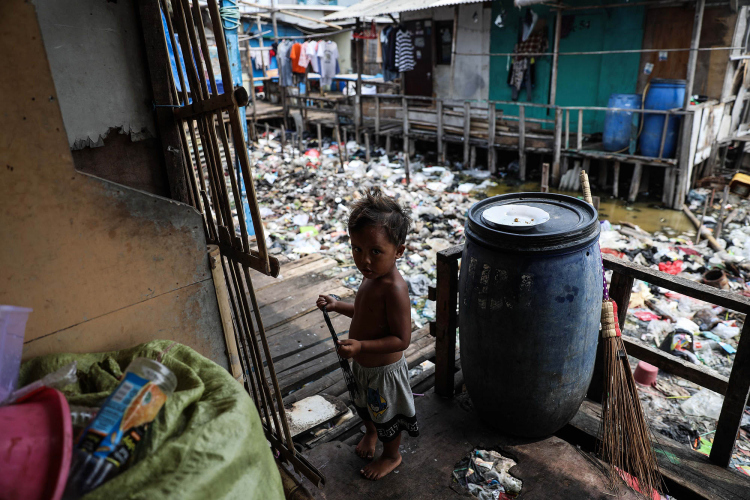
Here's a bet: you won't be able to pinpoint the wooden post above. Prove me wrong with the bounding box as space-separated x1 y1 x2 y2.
470 146 476 169
342 128 348 161
437 100 445 164
716 185 730 237
463 101 471 167
685 0 706 108
550 6 563 106
582 157 591 173
519 105 526 181
675 113 695 209
375 96 381 138
628 162 643 203
488 104 497 173
613 161 620 198
403 96 410 183
280 124 286 151
365 133 371 162
663 167 676 205
541 163 550 193
435 254 459 397
449 6 459 98
565 109 570 149
137 0 190 204
355 19 363 140
256 16 267 79
208 246 242 380
317 123 322 155
598 160 608 189
552 107 562 186
335 125 345 166
710 320 750 467
577 109 583 150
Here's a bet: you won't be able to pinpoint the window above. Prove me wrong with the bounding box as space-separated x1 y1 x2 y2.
435 21 453 65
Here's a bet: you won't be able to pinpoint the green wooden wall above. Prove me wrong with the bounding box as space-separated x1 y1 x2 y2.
489 0 646 134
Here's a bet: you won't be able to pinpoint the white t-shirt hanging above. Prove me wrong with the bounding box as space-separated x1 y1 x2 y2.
307 41 319 73
317 40 338 86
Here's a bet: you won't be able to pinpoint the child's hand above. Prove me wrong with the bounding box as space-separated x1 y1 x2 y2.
337 339 361 359
317 294 337 312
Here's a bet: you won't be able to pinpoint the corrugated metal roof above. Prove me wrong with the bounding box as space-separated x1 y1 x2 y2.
323 0 484 21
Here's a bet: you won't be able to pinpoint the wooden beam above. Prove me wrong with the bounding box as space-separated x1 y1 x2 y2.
208 246 243 380
435 252 459 397
550 5 563 106
437 100 445 164
603 254 750 313
403 97 410 184
138 0 190 204
623 336 728 395
463 101 471 166
552 108 562 185
628 161 643 202
613 161 620 197
683 203 722 251
374 95 380 137
488 104 496 173
541 162 550 192
710 319 750 466
519 105 526 180
577 109 583 150
684 0 706 108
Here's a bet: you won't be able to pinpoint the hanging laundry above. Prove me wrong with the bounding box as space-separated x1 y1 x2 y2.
395 28 416 73
380 26 399 82
317 40 339 87
509 32 547 101
277 39 294 87
290 42 306 74
307 40 320 73
298 41 310 71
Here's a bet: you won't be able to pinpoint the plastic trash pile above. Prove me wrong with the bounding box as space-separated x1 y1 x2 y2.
597 189 750 473
452 449 522 499
247 132 497 326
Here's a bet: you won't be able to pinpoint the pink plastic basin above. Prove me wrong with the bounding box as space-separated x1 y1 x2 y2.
0 388 73 500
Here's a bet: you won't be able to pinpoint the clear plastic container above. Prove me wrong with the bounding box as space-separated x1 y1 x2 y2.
0 305 33 403
63 358 177 499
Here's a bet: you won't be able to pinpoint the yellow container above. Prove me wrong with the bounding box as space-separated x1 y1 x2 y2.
729 173 750 198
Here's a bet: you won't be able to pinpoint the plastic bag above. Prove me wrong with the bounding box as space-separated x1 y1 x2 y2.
681 388 723 419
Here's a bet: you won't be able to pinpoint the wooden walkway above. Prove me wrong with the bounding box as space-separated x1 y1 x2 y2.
249 254 443 447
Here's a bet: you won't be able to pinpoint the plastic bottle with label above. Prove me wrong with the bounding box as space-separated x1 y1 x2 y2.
63 358 177 499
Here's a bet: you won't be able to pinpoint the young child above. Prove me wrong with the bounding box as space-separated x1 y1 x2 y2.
317 187 418 480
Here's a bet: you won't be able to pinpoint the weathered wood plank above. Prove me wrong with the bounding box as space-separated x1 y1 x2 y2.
710 319 750 466
603 254 750 314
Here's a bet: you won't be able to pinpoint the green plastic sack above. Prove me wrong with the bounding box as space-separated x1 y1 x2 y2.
19 340 284 500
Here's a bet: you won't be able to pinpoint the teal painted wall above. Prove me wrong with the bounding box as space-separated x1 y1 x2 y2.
489 0 645 134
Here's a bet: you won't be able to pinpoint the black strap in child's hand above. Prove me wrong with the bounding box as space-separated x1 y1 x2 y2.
322 309 338 346
321 308 358 403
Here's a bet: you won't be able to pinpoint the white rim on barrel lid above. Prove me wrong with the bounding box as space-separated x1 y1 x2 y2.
481 204 551 229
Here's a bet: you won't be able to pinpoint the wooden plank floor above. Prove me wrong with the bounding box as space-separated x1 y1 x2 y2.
248 254 440 404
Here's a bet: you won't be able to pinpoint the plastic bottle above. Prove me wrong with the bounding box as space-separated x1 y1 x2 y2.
63 358 177 499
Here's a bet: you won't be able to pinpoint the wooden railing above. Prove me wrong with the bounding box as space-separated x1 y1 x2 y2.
430 246 750 469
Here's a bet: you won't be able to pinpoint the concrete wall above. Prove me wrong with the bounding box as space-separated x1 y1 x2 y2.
402 4 491 100
33 0 156 149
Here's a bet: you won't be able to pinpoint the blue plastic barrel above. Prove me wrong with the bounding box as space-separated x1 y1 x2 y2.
639 79 685 158
459 193 602 437
603 94 642 152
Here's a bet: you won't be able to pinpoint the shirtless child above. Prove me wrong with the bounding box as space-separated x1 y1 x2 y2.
317 187 419 480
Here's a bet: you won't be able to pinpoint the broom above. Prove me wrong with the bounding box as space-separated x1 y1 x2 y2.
322 309 359 404
580 171 663 498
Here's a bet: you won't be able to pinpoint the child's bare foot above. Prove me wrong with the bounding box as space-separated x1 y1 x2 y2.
355 430 377 459
361 452 402 480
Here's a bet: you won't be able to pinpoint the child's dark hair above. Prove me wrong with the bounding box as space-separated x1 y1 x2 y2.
348 187 412 246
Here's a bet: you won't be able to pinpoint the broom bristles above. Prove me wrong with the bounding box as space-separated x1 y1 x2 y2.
600 304 663 498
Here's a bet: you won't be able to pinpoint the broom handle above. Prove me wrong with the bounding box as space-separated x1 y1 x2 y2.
580 170 593 206
579 169 609 300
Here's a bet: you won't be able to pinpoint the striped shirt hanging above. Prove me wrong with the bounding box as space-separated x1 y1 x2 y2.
395 29 416 73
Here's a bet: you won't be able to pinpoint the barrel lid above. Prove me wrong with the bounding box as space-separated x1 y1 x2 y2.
465 193 600 253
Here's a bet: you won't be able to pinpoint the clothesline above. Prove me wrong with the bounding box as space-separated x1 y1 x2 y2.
455 46 745 57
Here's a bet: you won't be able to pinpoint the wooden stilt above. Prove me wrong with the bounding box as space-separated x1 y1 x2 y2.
463 101 471 167
613 161 620 198
488 104 496 173
519 105 526 181
599 160 608 189
470 146 476 169
628 162 643 203
365 133 371 162
437 100 445 165
317 123 322 155
541 163 550 193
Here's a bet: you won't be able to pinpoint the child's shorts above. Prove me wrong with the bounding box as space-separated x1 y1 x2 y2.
352 354 419 442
